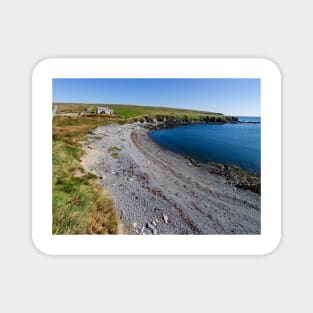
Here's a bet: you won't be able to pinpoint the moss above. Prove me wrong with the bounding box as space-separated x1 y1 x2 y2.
110 152 119 159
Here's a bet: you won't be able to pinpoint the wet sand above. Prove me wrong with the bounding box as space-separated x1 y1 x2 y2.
83 123 261 234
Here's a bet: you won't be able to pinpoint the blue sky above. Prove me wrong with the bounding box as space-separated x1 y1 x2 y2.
53 78 260 116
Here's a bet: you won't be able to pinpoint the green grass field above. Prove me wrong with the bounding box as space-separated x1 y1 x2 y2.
54 103 230 121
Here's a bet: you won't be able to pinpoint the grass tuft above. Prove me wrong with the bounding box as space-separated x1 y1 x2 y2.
110 152 119 159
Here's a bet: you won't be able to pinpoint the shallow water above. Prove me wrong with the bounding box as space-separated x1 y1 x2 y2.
149 117 261 173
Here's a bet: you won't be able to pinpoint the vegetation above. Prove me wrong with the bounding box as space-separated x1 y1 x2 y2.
108 146 121 159
52 103 239 234
110 106 147 119
87 106 97 113
53 114 123 234
110 152 119 159
108 146 121 153
54 103 237 122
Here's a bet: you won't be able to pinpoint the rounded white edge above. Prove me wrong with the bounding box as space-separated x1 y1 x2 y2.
32 58 57 80
261 232 282 256
258 57 282 80
31 234 52 256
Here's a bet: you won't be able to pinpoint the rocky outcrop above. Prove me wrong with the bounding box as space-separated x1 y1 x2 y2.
209 163 261 194
130 114 239 129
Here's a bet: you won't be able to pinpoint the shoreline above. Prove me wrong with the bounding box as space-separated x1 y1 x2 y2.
83 122 261 235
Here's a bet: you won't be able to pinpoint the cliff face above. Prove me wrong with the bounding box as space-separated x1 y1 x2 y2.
130 114 239 129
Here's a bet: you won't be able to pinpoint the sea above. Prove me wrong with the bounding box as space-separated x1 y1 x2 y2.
148 116 261 174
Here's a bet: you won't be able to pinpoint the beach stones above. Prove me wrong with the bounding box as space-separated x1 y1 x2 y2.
162 214 169 224
146 222 157 234
185 156 200 167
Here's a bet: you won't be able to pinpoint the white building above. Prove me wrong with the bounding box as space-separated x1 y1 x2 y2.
97 107 113 115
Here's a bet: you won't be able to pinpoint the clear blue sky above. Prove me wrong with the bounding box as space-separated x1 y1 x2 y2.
53 78 260 116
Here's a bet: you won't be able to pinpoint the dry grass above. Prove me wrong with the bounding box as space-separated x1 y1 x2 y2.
52 115 123 234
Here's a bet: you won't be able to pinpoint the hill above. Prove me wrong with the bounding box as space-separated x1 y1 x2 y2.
53 103 237 122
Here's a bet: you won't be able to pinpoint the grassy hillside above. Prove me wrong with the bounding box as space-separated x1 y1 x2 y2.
53 114 123 234
54 103 232 121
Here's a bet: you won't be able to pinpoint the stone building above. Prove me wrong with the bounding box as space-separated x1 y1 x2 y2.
97 107 113 115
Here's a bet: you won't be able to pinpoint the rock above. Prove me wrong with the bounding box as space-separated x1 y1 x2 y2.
129 177 134 182
132 222 137 229
152 220 157 226
99 176 103 179
162 214 169 224
146 222 157 235
186 156 200 167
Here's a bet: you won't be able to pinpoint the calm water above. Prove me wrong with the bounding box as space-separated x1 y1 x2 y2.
149 117 261 173
238 116 261 123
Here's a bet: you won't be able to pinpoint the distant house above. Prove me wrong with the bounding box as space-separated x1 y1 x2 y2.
97 107 113 115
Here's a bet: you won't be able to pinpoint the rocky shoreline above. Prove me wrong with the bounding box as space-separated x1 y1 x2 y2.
130 115 240 130
208 163 260 194
138 116 261 194
83 122 261 235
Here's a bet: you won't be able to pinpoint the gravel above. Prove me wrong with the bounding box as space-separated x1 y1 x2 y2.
83 123 261 234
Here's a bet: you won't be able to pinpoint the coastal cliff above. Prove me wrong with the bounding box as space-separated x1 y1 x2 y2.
130 114 239 129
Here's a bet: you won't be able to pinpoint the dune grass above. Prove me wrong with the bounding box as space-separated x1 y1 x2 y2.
52 115 122 234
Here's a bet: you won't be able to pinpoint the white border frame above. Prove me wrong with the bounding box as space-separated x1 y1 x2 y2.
32 58 281 255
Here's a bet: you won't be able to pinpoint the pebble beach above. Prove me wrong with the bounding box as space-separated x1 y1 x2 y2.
83 123 261 235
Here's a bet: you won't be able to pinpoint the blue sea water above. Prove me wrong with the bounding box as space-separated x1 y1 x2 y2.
238 116 261 123
149 117 261 174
